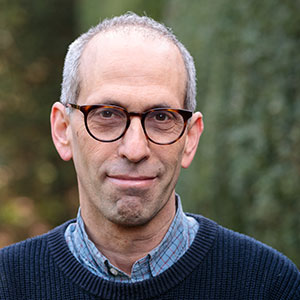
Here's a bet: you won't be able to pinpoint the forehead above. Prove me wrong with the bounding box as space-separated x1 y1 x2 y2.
78 28 187 108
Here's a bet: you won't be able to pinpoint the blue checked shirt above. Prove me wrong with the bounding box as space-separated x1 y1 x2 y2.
65 195 199 283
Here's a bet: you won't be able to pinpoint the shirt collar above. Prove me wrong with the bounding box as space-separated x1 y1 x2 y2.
66 194 198 282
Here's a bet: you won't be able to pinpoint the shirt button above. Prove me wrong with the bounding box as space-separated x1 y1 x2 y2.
109 267 119 276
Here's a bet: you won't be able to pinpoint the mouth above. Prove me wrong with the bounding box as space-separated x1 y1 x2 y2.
106 174 156 189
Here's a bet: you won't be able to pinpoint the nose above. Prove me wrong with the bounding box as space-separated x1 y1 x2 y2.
117 117 150 163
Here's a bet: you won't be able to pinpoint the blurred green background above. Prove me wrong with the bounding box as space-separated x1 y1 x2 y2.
0 0 299 267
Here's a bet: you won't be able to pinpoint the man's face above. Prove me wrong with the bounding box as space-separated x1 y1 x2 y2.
58 31 200 228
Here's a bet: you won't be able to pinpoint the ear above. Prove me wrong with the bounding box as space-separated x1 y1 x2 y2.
50 102 73 161
181 112 204 169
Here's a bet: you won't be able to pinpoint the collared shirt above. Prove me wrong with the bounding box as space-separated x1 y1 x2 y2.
65 195 199 283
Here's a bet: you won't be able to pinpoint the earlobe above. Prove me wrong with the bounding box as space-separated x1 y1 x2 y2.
50 102 73 161
181 112 204 169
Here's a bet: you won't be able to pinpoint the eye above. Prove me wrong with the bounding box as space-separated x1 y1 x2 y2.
155 112 169 121
92 107 124 119
88 107 126 124
100 110 114 118
150 111 175 122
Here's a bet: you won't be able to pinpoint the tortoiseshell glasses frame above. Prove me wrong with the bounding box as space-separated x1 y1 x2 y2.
66 103 193 145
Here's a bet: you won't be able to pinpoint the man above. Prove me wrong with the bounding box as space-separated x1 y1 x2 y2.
0 13 299 300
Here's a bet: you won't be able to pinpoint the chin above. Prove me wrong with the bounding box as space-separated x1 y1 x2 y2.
109 211 154 227
108 218 147 228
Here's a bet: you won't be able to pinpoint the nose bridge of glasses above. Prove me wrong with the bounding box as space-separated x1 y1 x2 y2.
125 111 146 133
119 110 150 145
128 111 143 118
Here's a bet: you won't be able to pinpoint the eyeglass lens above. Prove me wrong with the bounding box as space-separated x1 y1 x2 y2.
86 106 186 144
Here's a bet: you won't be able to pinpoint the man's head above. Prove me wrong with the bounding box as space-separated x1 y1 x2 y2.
60 12 197 112
51 13 203 230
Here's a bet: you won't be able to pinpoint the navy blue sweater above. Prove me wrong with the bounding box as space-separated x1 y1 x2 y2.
0 215 299 299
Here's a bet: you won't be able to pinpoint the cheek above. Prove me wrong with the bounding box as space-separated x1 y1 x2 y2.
157 143 185 175
73 135 119 178
72 124 98 157
70 127 100 174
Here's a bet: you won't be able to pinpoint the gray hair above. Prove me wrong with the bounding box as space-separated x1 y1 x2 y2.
60 12 197 111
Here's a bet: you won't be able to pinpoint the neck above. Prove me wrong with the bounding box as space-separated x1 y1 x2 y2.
81 197 176 275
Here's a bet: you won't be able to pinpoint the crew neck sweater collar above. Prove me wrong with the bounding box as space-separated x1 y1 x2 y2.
47 214 217 299
65 196 199 282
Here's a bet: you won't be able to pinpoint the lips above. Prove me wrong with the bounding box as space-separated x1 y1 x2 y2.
106 174 156 189
108 175 155 180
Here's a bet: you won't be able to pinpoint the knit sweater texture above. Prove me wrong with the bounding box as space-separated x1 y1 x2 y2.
0 214 299 300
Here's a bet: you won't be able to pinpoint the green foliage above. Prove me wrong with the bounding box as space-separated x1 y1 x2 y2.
76 0 167 31
169 0 300 265
0 0 78 244
0 0 299 266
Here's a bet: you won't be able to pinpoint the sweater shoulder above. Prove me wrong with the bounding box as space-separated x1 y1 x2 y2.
0 231 48 259
0 220 73 263
191 214 300 298
221 225 300 298
191 213 296 264
218 222 296 265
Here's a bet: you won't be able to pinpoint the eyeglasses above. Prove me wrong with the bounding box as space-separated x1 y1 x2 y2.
66 103 193 145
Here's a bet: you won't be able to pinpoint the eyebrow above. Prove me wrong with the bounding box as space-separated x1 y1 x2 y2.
98 99 173 111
